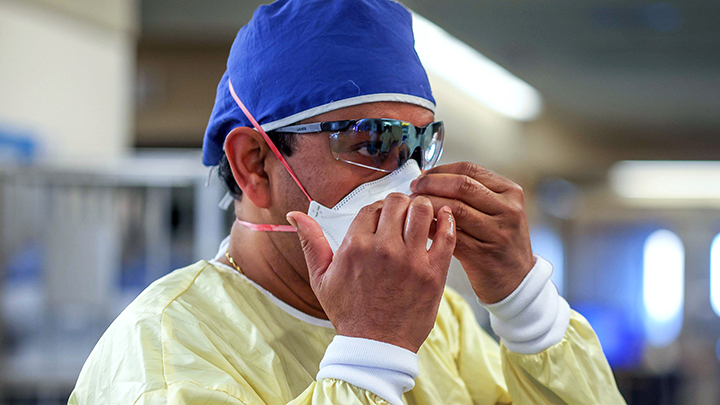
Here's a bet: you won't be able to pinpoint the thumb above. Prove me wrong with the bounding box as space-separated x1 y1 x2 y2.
286 211 333 284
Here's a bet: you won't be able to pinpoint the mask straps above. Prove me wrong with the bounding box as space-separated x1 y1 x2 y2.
227 78 309 232
235 219 296 232
228 79 312 202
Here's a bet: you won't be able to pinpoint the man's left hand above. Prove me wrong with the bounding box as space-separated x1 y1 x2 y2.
410 162 535 304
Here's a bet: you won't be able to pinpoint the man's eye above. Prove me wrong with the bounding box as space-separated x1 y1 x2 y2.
352 141 382 157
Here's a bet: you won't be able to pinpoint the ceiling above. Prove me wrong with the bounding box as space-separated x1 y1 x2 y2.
406 0 720 126
140 0 720 143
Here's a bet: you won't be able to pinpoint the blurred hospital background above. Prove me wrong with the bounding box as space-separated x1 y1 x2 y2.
1 0 719 403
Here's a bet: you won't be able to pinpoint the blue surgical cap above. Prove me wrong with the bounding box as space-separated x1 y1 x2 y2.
202 0 435 166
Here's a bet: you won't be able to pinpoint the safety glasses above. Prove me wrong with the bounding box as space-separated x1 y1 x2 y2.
273 119 444 172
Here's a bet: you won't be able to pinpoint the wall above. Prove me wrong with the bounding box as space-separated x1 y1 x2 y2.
0 0 138 162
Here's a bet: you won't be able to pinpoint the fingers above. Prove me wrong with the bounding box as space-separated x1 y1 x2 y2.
286 212 333 284
415 195 495 242
452 228 491 263
376 193 412 240
423 162 515 194
411 173 505 215
428 219 437 241
346 200 384 236
428 206 456 265
403 196 434 249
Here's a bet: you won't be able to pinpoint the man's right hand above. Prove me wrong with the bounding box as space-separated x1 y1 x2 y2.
287 193 456 353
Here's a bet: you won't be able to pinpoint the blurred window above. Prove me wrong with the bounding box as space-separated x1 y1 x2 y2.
711 233 720 317
643 229 684 347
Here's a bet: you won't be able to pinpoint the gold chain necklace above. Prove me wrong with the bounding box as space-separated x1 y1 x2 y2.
225 250 244 275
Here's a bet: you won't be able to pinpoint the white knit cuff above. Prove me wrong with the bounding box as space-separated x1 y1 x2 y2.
481 255 571 354
317 335 419 405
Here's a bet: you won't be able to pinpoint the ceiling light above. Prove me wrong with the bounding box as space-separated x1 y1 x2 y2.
412 13 543 121
610 160 720 199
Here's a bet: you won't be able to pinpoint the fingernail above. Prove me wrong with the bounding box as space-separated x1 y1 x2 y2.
410 179 418 191
286 214 298 230
443 208 455 230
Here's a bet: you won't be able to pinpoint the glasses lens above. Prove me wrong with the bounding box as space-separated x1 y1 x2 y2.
329 119 403 172
329 119 443 172
421 122 444 169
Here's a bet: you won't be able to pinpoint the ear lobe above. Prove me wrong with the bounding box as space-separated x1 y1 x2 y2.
224 127 272 208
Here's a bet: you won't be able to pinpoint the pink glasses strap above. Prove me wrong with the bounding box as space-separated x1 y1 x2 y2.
227 79 312 202
236 218 297 232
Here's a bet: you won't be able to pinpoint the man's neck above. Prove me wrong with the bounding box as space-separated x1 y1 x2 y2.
218 220 329 320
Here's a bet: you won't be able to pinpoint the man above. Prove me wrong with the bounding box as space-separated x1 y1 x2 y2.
70 0 625 404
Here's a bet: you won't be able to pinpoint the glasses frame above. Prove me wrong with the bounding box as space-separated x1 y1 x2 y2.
272 119 444 172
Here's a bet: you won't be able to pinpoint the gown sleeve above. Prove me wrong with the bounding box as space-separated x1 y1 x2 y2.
500 310 626 404
446 271 626 404
68 330 413 405
127 379 395 405
70 359 399 405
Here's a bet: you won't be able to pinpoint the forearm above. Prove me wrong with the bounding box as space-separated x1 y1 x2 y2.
481 255 570 354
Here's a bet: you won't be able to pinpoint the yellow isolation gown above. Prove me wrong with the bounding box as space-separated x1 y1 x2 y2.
68 260 625 404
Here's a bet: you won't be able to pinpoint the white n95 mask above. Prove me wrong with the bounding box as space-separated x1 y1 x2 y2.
307 159 421 252
233 157 422 253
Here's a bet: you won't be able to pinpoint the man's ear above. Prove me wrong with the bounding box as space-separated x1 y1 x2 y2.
224 127 272 208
